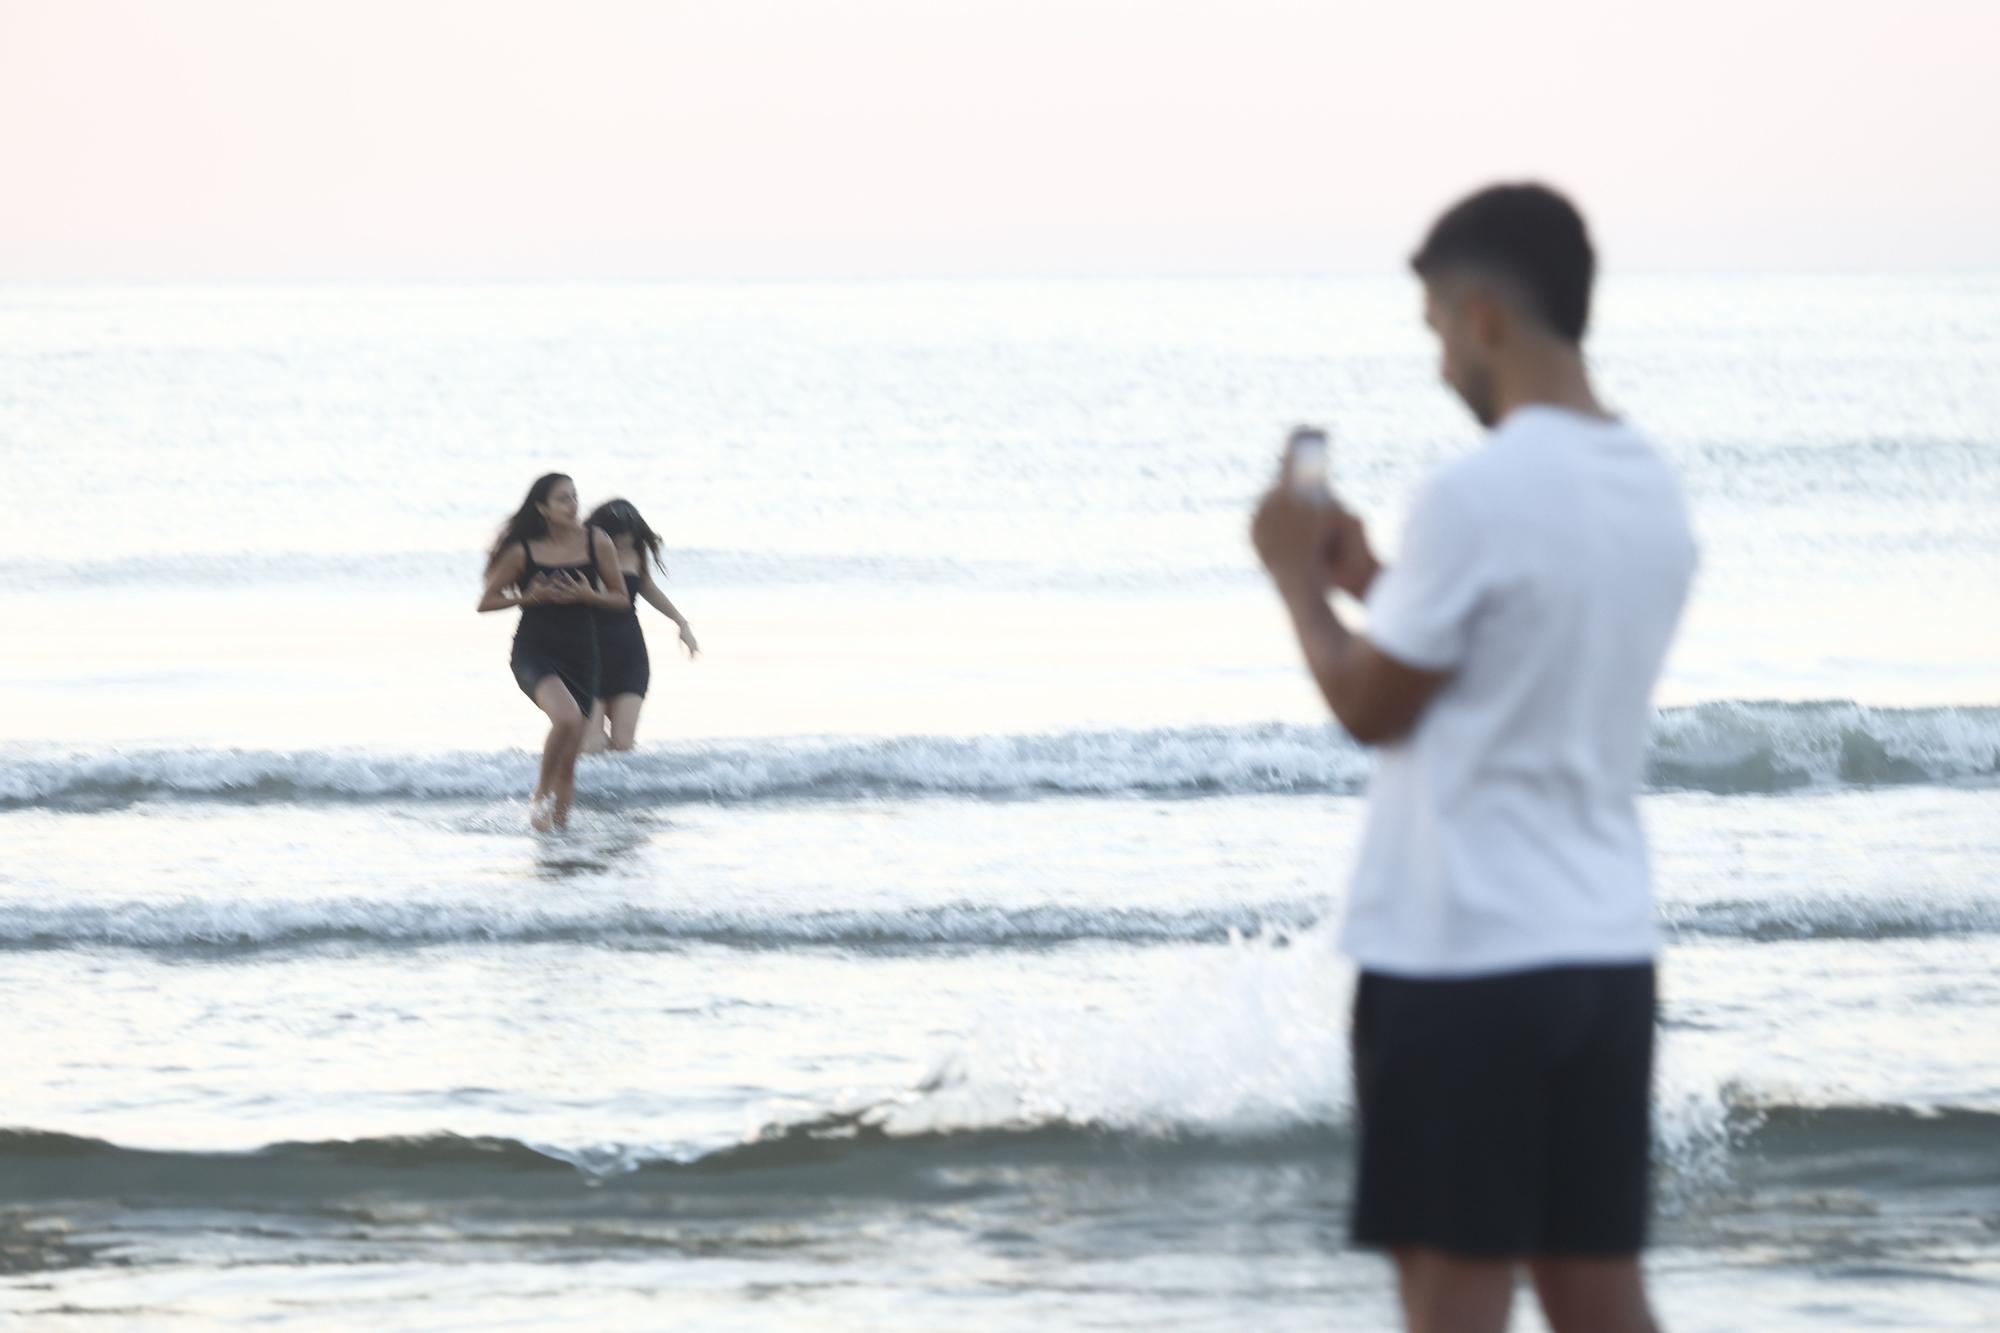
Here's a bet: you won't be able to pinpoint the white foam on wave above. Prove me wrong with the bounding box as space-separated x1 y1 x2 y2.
1650 699 2000 790
838 924 1767 1199
1 883 1984 953
875 924 1353 1140
0 896 1324 952
0 725 1370 806
3 702 1995 808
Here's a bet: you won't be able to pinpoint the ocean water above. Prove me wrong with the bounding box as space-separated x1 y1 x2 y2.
1 276 1997 1330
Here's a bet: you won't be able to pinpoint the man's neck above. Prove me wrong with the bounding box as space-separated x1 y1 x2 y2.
1492 345 1609 423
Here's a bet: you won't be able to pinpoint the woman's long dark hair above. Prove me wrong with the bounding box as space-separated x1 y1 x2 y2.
587 498 667 575
486 472 573 571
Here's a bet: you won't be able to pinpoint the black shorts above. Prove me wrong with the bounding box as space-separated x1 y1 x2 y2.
1350 962 1656 1258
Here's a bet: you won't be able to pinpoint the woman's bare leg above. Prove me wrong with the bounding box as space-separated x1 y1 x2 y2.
605 694 645 751
530 678 586 830
550 724 587 827
580 701 611 754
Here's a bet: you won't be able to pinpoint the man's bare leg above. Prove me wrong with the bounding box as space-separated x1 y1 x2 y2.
1393 1248 1515 1333
1529 1256 1659 1333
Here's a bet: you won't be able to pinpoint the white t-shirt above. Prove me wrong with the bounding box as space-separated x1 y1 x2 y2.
1342 404 1697 978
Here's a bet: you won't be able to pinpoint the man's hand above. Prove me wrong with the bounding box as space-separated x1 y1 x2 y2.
1252 486 1341 595
1324 508 1382 601
1253 470 1441 745
1253 484 1382 601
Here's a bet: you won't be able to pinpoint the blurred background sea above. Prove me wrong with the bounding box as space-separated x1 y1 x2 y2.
1 274 1996 1329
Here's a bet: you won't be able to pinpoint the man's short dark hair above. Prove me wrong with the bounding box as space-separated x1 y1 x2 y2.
1410 183 1595 344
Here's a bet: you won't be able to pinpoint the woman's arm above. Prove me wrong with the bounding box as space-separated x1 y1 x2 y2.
477 546 532 612
639 565 699 656
582 527 632 611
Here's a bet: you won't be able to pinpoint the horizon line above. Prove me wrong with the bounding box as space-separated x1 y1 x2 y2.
4 266 1998 288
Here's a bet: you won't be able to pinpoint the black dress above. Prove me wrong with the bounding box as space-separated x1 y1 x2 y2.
595 572 651 700
509 534 603 714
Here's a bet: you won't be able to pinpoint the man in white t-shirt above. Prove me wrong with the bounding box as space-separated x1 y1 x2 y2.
1253 183 1696 1333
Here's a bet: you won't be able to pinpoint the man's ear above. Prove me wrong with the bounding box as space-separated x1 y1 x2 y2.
1464 285 1509 350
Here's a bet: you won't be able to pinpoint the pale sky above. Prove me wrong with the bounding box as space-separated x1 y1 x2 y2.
2 0 1996 279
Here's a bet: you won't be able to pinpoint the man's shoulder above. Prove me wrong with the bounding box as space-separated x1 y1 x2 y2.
1494 406 1668 463
1414 414 1678 553
1476 410 1675 495
1417 435 1526 516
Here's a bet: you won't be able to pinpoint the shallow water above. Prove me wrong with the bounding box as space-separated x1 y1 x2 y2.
2 276 1997 1328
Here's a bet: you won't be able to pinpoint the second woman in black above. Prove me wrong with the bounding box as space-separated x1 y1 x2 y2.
581 498 698 753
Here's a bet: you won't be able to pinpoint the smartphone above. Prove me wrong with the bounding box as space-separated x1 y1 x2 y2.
1286 425 1331 497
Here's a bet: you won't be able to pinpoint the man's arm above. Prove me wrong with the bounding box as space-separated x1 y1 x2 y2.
1270 575 1448 745
1253 489 1450 745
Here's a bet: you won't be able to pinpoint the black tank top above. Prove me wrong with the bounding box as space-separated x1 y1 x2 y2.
515 532 603 637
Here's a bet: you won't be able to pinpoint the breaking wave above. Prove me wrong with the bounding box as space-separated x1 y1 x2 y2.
2 701 1994 810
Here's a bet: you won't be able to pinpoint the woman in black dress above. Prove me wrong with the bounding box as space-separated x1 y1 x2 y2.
476 473 628 829
580 498 699 753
